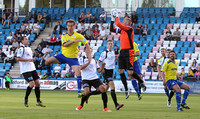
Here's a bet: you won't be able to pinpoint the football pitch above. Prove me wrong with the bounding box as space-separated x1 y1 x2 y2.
0 89 200 119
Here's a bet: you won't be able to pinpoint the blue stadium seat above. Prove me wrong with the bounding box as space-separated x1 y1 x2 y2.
177 41 183 47
149 8 155 13
150 18 156 24
160 24 166 29
154 24 160 29
155 8 161 13
164 18 169 24
143 8 149 13
144 18 150 24
80 8 85 13
60 8 66 15
136 8 142 13
91 8 97 13
170 18 176 23
176 18 183 24
157 18 163 24
48 8 54 15
68 8 74 13
42 8 48 14
143 13 150 18
54 8 59 14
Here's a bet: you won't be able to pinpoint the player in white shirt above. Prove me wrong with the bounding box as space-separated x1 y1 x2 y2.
16 36 45 107
76 48 111 112
157 48 174 107
98 39 124 110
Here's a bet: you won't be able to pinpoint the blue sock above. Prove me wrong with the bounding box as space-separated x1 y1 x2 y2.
182 89 189 104
131 80 141 96
46 65 51 75
176 92 181 110
77 76 82 93
164 88 170 98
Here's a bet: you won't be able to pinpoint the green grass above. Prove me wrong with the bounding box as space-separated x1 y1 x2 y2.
0 89 200 119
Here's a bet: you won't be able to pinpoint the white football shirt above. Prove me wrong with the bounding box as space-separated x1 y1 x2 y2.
99 49 115 69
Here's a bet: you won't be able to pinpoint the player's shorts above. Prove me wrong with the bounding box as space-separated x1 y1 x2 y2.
133 60 142 75
82 79 103 89
54 54 79 67
118 49 134 70
22 70 39 83
103 69 113 85
166 79 184 90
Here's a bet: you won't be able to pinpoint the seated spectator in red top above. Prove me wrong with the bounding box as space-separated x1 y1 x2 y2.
50 34 57 46
93 26 100 40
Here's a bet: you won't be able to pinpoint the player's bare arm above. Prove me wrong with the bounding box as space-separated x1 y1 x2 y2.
17 57 33 62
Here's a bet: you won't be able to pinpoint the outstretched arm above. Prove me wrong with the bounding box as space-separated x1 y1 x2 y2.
116 17 132 31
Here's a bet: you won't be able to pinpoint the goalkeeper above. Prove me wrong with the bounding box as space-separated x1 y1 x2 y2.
110 9 146 98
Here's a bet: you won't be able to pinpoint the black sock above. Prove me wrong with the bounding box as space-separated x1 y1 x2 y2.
80 95 88 106
35 87 40 102
132 72 144 84
111 90 119 107
120 73 128 91
168 91 174 101
102 92 108 108
25 86 32 99
89 90 101 96
138 82 142 94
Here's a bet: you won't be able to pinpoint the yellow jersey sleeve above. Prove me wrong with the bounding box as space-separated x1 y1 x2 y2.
61 32 68 45
77 33 88 45
133 42 139 62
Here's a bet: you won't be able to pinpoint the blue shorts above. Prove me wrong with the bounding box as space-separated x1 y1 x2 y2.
166 79 184 90
54 54 79 67
133 60 142 75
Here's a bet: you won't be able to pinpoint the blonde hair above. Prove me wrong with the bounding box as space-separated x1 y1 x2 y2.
107 39 113 43
124 18 132 26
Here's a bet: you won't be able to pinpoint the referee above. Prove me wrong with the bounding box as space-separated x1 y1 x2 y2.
16 36 45 107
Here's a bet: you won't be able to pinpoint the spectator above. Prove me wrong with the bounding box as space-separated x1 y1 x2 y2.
2 13 6 25
93 26 100 40
132 23 136 32
78 11 85 23
13 13 19 24
194 39 200 47
195 12 200 23
64 68 75 78
92 21 99 30
4 48 9 56
26 23 33 34
99 11 106 23
114 45 120 59
98 26 107 40
91 15 97 23
165 27 172 40
135 23 143 35
20 22 26 34
98 21 104 32
142 24 149 36
35 44 43 56
131 11 138 24
188 67 194 77
190 59 198 73
180 68 185 80
43 52 50 61
54 51 58 56
37 12 43 23
5 73 12 90
124 13 129 18
85 11 92 23
31 21 41 35
54 64 61 78
173 28 181 40
14 45 20 56
28 10 37 24
0 49 6 63
57 34 61 45
147 58 157 72
25 12 31 23
11 39 19 52
39 38 46 49
3 13 13 27
50 34 57 46
77 22 85 32
79 28 86 37
42 12 50 27
53 22 64 34
85 26 93 40
38 71 42 79
42 45 53 54
6 51 15 66
5 38 11 45
38 56 45 70
33 56 39 69
7 32 13 40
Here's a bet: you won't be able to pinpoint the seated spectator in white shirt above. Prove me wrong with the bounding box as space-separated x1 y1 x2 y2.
31 21 41 35
26 23 32 34
64 68 75 78
42 45 53 54
5 51 15 66
54 64 61 78
98 21 104 32
54 51 58 56
98 26 107 40
77 22 85 32
85 11 92 23
43 52 50 61
99 11 106 23
6 32 13 40
173 28 181 40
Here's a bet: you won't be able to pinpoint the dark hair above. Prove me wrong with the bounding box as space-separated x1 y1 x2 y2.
21 36 27 42
66 19 75 25
170 50 176 54
167 49 171 52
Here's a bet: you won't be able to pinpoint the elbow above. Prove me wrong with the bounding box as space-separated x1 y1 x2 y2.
16 58 19 61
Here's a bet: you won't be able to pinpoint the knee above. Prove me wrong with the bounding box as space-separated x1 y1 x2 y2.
45 59 50 65
29 83 34 88
99 85 106 93
84 90 90 96
186 86 190 90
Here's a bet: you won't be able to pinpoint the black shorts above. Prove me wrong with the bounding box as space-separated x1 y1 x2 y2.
82 79 103 89
22 70 39 83
103 69 113 85
119 49 134 70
